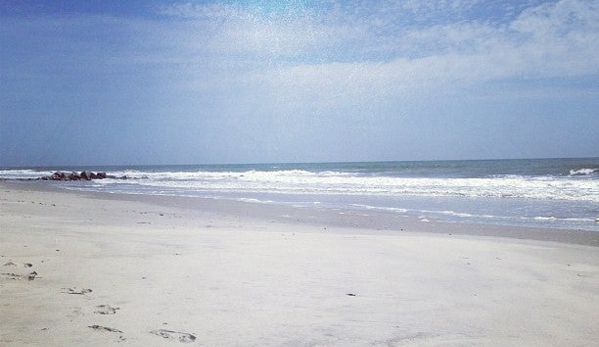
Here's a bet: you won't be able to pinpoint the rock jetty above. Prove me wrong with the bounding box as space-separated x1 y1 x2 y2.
41 171 127 181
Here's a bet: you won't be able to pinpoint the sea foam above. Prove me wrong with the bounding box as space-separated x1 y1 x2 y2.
569 168 597 176
2 158 598 232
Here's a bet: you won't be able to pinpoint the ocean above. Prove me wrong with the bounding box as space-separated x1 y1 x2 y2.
2 158 598 232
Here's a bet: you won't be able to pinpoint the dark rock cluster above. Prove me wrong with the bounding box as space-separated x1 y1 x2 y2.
41 171 126 181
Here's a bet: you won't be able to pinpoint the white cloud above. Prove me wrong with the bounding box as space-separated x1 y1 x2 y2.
2 0 598 164
6 0 597 110
508 0 599 76
158 2 242 20
128 0 596 119
399 0 481 15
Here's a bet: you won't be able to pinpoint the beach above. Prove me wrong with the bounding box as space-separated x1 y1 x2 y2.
1 181 598 347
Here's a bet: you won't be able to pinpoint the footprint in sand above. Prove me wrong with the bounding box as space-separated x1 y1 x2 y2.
88 325 123 333
1 272 22 280
150 329 197 343
88 325 126 342
1 262 37 280
94 304 120 315
27 271 38 281
61 287 93 295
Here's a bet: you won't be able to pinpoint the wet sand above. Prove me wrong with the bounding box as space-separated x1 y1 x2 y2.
1 181 598 346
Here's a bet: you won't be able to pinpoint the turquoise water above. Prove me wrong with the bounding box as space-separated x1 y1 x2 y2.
2 158 598 231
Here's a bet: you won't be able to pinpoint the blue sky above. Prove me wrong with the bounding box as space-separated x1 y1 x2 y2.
1 0 598 166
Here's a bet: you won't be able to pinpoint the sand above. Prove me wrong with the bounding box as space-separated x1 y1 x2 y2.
1 181 598 347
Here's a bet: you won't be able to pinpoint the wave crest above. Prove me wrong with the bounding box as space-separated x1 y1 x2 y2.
569 168 597 176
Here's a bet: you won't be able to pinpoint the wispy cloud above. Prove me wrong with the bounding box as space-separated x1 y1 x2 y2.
154 0 599 74
1 0 598 164
3 0 596 102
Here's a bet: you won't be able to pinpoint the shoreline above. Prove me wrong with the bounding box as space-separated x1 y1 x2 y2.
4 180 599 247
2 181 598 346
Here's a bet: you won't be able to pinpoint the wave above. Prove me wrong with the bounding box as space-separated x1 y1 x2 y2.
2 166 598 203
96 169 346 181
569 168 598 176
130 173 597 202
0 169 53 180
531 216 595 223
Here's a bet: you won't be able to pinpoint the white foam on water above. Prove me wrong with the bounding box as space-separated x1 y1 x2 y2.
569 168 597 176
2 161 598 232
119 170 599 203
3 167 597 203
0 169 53 180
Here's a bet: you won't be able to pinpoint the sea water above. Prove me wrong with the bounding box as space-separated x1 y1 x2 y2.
2 158 598 232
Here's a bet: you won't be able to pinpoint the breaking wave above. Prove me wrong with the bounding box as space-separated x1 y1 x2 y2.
1 158 598 232
569 168 598 176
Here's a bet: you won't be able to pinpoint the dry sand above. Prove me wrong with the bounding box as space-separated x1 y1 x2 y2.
1 181 598 346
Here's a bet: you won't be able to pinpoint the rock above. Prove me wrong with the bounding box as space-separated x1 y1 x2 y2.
40 171 124 181
49 171 68 181
80 171 93 180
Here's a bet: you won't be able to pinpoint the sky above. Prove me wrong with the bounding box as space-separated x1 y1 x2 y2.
1 0 598 166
